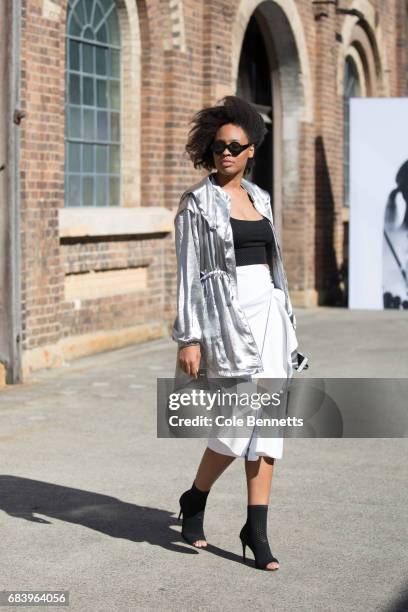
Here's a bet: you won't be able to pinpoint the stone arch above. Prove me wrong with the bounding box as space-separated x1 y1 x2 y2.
337 0 390 97
346 47 368 96
116 0 142 205
232 0 314 124
231 0 314 234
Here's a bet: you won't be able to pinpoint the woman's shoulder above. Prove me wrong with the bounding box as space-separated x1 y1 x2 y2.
176 175 208 216
176 190 199 216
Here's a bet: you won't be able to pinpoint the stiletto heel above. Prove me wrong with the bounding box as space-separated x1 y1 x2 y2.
177 482 210 547
241 538 247 563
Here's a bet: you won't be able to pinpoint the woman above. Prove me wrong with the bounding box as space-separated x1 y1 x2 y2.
172 96 307 571
382 160 408 309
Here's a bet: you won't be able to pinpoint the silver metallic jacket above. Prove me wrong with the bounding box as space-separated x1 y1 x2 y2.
172 171 305 377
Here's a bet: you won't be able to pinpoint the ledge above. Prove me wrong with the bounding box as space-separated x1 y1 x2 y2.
21 321 169 380
342 205 350 222
59 206 174 238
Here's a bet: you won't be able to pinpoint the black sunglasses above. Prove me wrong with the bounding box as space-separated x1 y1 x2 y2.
210 139 253 157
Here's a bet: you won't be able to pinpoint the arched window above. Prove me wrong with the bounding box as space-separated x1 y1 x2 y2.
343 55 362 207
65 0 121 207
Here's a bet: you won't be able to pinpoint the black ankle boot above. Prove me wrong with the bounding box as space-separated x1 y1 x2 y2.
239 504 279 570
178 481 210 546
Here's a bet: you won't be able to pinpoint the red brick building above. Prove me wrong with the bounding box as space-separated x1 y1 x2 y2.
1 0 407 383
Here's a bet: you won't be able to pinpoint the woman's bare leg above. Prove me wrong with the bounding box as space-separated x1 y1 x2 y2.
186 447 236 547
244 456 279 569
195 447 236 490
245 455 275 504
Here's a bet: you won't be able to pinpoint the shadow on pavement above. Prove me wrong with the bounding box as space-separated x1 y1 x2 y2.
383 587 408 612
0 475 243 565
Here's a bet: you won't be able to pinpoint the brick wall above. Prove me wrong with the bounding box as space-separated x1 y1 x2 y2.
17 0 406 369
20 0 65 351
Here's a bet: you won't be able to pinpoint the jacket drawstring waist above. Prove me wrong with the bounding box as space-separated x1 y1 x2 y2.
200 269 234 306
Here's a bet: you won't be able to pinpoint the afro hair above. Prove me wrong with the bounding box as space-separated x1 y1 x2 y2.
184 95 268 175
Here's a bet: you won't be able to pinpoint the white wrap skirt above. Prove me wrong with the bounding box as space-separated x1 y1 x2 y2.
206 263 298 461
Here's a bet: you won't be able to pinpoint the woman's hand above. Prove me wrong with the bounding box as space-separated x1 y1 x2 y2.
178 344 201 378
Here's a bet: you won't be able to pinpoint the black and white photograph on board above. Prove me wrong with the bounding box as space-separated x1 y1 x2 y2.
349 97 408 310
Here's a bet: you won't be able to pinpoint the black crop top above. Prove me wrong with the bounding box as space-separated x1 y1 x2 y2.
230 216 273 266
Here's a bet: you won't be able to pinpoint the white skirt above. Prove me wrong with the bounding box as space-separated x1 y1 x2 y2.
206 263 298 461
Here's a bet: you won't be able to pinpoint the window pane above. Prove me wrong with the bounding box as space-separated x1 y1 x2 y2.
83 76 94 106
83 0 92 21
96 176 107 206
107 11 120 45
82 144 94 173
96 146 108 173
93 3 104 30
68 142 81 172
109 145 120 173
83 109 95 140
68 175 81 206
110 112 120 142
74 0 86 25
109 177 119 206
96 23 107 43
100 0 114 12
96 79 107 108
82 43 94 73
83 176 94 206
97 111 108 141
69 106 81 138
96 47 107 75
83 26 94 41
109 49 120 77
68 13 81 37
108 80 120 109
69 40 80 71
69 74 80 104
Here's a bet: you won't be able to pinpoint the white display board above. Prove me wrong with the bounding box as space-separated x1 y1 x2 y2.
349 97 408 310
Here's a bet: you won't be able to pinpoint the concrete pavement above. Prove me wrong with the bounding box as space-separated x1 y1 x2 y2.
0 306 407 611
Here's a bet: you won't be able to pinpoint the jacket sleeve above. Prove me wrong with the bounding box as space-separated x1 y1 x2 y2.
171 199 206 348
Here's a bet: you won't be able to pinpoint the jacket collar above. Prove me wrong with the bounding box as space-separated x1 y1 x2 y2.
182 172 272 232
